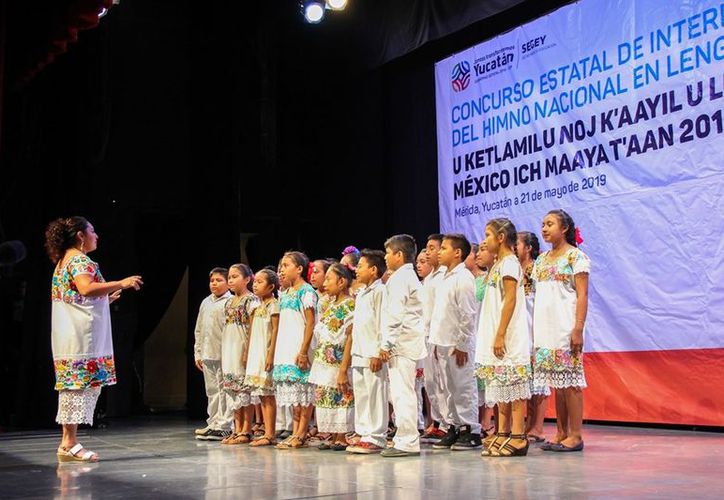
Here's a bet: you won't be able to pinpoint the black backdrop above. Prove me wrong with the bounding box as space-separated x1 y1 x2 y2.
0 0 571 428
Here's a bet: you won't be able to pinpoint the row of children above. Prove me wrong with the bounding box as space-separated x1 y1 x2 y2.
192 208 590 457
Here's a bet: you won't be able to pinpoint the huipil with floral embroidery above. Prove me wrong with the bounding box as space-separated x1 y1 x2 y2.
473 254 532 406
51 254 116 391
221 293 259 395
532 247 590 389
308 296 356 432
272 282 318 383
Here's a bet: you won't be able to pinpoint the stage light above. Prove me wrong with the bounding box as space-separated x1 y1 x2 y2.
98 7 108 18
302 1 326 24
326 0 347 10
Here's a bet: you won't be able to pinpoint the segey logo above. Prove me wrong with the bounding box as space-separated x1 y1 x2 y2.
451 61 471 92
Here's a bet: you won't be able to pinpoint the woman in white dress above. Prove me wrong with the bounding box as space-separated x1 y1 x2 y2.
533 210 590 452
45 216 142 462
220 263 259 445
475 218 532 457
273 251 318 449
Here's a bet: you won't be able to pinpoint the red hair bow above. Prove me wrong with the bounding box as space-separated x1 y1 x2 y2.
575 227 584 245
307 262 315 282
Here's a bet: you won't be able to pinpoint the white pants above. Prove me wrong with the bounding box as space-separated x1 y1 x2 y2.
415 376 425 430
276 404 293 431
433 345 481 433
202 359 233 431
388 356 420 452
352 365 389 448
423 346 448 429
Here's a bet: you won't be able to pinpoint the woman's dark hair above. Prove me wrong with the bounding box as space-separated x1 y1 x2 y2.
328 262 354 290
517 231 540 260
314 259 332 274
486 218 518 252
283 251 310 278
256 268 280 294
230 263 254 291
44 216 89 264
547 209 577 247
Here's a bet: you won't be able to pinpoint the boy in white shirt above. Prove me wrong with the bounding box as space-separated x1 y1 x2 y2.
379 235 427 457
429 234 481 450
421 233 449 442
193 268 233 440
346 249 388 454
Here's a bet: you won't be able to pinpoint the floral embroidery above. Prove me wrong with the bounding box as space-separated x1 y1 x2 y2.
253 298 280 320
224 294 257 327
474 362 532 385
51 255 105 304
533 249 590 286
222 373 247 394
279 283 318 312
244 374 274 390
54 356 116 390
314 341 345 366
314 385 354 409
534 347 584 372
318 298 355 335
416 368 424 379
273 364 309 383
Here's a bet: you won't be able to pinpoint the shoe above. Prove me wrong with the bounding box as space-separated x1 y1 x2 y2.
490 433 529 457
432 426 458 449
195 428 215 440
194 426 211 436
277 430 292 440
381 447 420 457
330 442 348 451
199 429 231 441
549 441 584 452
57 444 99 462
346 441 384 454
450 426 482 450
420 427 447 443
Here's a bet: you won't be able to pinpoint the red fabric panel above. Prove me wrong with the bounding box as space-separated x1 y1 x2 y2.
545 348 724 426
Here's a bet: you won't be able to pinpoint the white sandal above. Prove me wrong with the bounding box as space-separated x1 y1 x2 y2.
57 443 99 462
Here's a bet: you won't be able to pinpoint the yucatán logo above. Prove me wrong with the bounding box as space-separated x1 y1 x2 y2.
451 61 471 92
474 47 514 77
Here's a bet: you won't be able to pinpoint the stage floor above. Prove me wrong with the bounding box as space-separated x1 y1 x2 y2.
1 417 722 499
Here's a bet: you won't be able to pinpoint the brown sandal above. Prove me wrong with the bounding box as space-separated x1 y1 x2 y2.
288 435 308 449
491 434 529 457
481 432 509 457
250 436 277 447
223 433 252 445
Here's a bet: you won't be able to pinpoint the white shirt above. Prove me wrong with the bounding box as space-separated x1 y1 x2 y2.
351 279 386 366
422 265 447 332
428 262 478 352
381 263 427 360
194 291 232 361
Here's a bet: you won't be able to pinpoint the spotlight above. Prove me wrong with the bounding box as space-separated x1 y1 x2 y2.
326 0 347 10
302 0 325 24
302 0 326 24
98 7 108 18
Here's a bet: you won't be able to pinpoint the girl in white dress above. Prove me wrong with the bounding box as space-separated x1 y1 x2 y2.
274 251 318 449
308 263 356 450
245 269 281 447
45 216 142 462
533 210 590 452
221 264 259 445
517 231 550 444
475 218 532 457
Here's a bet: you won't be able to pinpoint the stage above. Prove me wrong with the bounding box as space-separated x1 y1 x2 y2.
1 417 722 499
